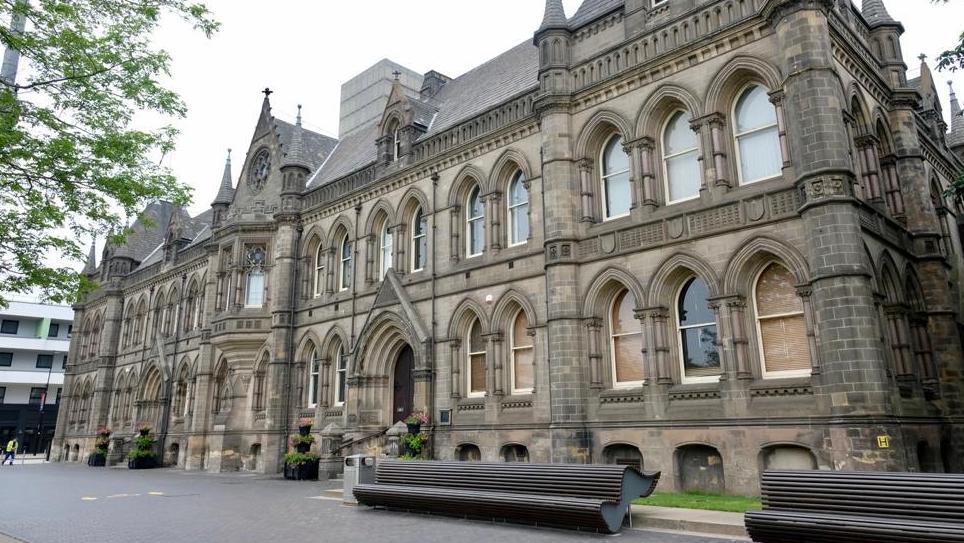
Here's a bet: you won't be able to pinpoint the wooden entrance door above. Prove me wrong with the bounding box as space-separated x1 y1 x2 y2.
392 345 414 424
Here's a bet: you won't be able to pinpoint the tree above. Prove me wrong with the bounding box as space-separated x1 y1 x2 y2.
0 0 218 307
934 0 964 72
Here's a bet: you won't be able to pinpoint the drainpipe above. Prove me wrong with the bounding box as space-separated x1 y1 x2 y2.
430 169 439 459
538 145 556 463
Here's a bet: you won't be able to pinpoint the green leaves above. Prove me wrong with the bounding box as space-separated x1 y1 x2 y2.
0 0 218 306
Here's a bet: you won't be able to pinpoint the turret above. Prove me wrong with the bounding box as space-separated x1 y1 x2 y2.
279 105 310 212
916 56 947 142
862 0 907 88
82 240 97 276
211 149 234 228
948 81 964 160
533 0 571 96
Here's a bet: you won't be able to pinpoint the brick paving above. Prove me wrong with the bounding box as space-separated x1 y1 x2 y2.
0 464 746 543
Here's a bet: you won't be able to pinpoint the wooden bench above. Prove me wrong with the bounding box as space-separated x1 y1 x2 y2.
745 470 964 543
352 461 660 533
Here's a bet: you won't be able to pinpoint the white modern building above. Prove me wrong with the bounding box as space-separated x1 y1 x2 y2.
0 301 72 454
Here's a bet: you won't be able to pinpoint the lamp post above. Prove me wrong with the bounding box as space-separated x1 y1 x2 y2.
35 356 54 456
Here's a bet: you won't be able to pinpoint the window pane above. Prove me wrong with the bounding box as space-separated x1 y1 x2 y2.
760 316 810 373
470 218 485 255
513 347 534 391
470 354 486 393
738 126 782 183
513 311 532 348
509 172 527 206
246 271 265 307
611 290 637 334
468 187 484 218
681 325 720 375
756 264 802 316
469 320 484 352
664 112 696 155
510 204 529 244
605 171 632 217
36 355 53 369
415 234 427 270
1 320 19 334
666 151 700 202
679 278 713 326
603 135 629 174
0 353 11 366
613 333 644 383
48 323 60 337
735 86 777 133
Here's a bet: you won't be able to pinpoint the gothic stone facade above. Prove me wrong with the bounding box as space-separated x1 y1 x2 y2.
56 0 964 495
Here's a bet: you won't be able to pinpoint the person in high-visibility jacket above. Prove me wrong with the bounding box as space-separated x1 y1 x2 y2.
3 438 17 465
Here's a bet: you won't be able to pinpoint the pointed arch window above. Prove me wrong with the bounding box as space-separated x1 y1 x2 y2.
734 85 782 184
663 111 700 204
677 278 720 383
380 221 393 279
244 246 266 308
411 207 428 272
610 289 644 387
601 134 631 220
306 345 319 408
510 309 534 394
252 358 266 412
313 245 325 298
754 263 810 377
467 318 486 397
334 344 347 406
213 363 229 413
466 186 485 257
508 171 529 246
338 232 352 291
393 126 401 161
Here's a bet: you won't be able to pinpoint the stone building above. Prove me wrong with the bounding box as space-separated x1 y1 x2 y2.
56 0 964 494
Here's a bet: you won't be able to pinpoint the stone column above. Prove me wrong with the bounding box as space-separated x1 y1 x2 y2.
769 90 791 168
585 318 604 388
707 115 730 189
639 138 658 209
488 192 502 252
690 116 713 196
725 297 752 380
364 234 375 285
489 333 505 396
578 158 595 222
449 206 461 261
449 341 461 399
623 140 641 209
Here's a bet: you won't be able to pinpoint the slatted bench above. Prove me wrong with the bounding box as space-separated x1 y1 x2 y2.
745 470 964 543
352 461 660 533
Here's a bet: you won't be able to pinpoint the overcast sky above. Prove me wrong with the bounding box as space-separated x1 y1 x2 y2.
154 0 964 217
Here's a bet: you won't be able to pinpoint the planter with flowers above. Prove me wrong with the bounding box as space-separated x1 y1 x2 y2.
404 411 429 435
128 423 157 470
88 427 111 467
401 411 430 460
284 418 319 480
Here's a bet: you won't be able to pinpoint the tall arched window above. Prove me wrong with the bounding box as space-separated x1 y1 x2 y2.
677 278 720 383
380 221 393 279
510 309 534 394
134 300 146 345
601 134 631 220
734 85 782 184
610 289 644 387
508 171 529 246
411 207 428 272
213 363 229 413
391 123 401 162
754 263 810 377
252 357 266 412
466 186 485 257
467 318 486 397
245 269 265 308
663 111 700 203
313 246 325 297
334 345 347 406
163 291 177 334
306 345 319 408
338 231 352 291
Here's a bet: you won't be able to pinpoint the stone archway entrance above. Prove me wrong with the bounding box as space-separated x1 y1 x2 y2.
392 345 415 424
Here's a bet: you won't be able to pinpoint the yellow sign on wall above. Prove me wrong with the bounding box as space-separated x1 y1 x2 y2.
877 436 891 449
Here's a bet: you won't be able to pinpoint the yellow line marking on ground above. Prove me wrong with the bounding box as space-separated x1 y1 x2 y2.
106 494 130 498
148 492 164 496
81 497 97 501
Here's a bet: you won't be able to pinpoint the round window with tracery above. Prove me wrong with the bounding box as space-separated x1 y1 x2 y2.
248 148 271 192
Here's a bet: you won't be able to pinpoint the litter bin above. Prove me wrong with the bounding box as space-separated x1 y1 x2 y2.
343 454 376 504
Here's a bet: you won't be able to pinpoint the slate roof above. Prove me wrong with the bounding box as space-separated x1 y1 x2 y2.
568 0 623 28
307 121 379 187
275 119 338 172
861 0 896 27
113 201 177 261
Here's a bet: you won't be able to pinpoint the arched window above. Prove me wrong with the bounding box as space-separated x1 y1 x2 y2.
173 369 188 417
334 344 347 406
379 221 393 279
213 363 229 413
601 134 631 220
456 443 482 462
134 300 146 345
610 290 644 387
411 207 427 272
467 318 486 397
501 444 529 463
163 291 177 335
677 278 720 383
754 263 811 377
733 85 782 184
338 231 352 291
245 269 265 308
389 121 401 162
507 171 529 246
510 309 534 394
663 111 700 203
466 186 485 257
252 358 266 412
313 245 325 298
306 345 319 408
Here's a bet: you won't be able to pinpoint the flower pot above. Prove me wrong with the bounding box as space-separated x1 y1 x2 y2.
406 422 421 435
88 455 106 467
138 428 150 437
284 459 319 481
128 456 156 470
298 426 311 436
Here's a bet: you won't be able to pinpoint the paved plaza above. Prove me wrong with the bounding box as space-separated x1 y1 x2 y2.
0 464 746 543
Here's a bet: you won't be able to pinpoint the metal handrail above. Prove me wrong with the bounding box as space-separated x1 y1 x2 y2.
331 427 389 453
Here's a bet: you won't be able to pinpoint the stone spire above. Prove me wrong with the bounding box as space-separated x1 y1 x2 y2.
282 105 312 170
0 1 27 87
82 240 97 275
212 149 234 205
861 0 895 27
948 81 964 147
537 0 567 32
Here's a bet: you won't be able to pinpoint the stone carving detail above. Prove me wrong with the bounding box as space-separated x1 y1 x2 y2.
800 175 849 202
689 204 741 235
247 148 271 193
747 198 766 222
